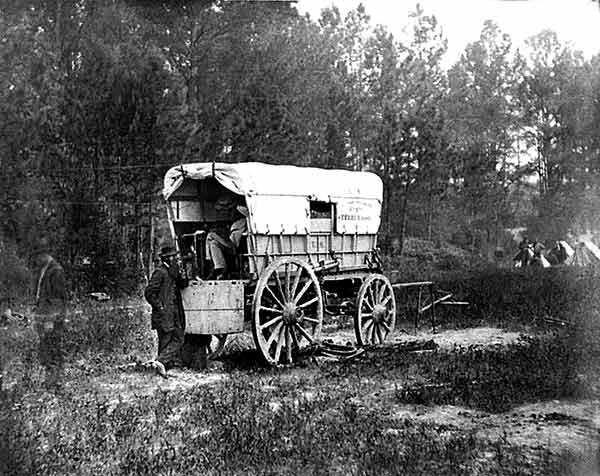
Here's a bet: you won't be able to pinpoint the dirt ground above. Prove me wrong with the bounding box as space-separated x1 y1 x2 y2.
5 323 599 470
89 325 527 395
69 325 598 465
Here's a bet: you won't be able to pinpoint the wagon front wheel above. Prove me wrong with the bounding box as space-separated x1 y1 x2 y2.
252 257 323 365
355 274 396 346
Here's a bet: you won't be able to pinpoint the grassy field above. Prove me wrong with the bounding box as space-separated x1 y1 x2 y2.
1 268 600 475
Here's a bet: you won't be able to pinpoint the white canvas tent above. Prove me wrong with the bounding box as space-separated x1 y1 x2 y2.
565 239 600 266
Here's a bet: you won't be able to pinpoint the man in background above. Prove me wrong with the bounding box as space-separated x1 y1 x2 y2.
144 246 188 372
31 239 67 392
547 241 568 266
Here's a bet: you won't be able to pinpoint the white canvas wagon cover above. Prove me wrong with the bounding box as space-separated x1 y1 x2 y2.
163 162 383 234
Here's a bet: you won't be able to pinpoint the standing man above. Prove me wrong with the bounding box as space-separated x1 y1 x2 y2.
144 246 188 371
31 239 68 391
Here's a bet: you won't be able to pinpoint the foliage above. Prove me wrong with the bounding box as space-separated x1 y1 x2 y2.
0 237 31 306
1 2 600 291
437 267 600 325
384 237 486 283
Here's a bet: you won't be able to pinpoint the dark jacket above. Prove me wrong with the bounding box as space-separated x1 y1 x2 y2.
35 258 67 315
144 263 188 332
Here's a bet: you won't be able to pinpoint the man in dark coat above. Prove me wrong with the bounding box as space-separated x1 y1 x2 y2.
31 241 68 391
144 246 189 370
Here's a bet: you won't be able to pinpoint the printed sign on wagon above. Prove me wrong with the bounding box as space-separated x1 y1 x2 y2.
336 198 380 234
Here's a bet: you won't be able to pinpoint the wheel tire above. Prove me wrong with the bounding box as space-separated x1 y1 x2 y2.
354 274 396 346
252 257 323 365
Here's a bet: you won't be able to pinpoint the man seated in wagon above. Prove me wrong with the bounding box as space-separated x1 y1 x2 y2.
205 196 249 279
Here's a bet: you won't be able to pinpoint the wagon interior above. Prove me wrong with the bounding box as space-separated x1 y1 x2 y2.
168 177 247 280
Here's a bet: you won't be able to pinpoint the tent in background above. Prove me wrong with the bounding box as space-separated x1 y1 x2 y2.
566 239 600 266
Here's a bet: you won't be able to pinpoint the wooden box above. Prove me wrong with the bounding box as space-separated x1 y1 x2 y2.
181 280 245 335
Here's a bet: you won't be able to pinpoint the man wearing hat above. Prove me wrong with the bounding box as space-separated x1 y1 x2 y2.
31 238 68 391
144 245 189 370
206 202 249 279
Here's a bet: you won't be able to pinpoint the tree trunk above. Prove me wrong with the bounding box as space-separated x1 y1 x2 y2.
397 181 411 255
427 183 433 242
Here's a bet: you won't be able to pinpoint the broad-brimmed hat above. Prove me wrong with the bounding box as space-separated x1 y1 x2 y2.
159 246 178 258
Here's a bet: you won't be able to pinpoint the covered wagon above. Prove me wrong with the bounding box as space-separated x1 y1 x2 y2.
162 162 396 364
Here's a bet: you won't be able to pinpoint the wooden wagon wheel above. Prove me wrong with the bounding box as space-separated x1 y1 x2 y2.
207 334 228 360
354 274 396 346
252 257 323 365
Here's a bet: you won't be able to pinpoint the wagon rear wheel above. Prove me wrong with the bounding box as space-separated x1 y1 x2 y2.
354 274 396 346
252 257 323 365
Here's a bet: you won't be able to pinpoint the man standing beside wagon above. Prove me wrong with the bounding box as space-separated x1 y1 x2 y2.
144 246 189 371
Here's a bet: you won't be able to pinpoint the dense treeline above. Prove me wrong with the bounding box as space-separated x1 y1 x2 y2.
1 0 600 293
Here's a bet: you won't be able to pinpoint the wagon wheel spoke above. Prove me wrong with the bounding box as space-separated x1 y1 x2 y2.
375 325 384 344
290 325 300 350
297 296 319 309
274 326 285 362
367 285 376 309
285 326 292 364
362 299 373 312
261 305 282 314
294 322 316 344
274 269 286 303
365 321 375 343
361 318 374 336
264 284 285 310
294 279 313 305
380 295 392 307
266 322 284 349
380 321 391 332
378 281 387 301
284 263 291 301
260 314 283 330
302 316 320 325
290 265 303 298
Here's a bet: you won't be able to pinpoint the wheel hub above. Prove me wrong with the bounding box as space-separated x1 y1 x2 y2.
373 304 387 324
282 303 298 324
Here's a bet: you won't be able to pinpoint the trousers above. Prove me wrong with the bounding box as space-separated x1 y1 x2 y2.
156 327 184 369
181 334 212 370
35 317 66 390
206 232 234 270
